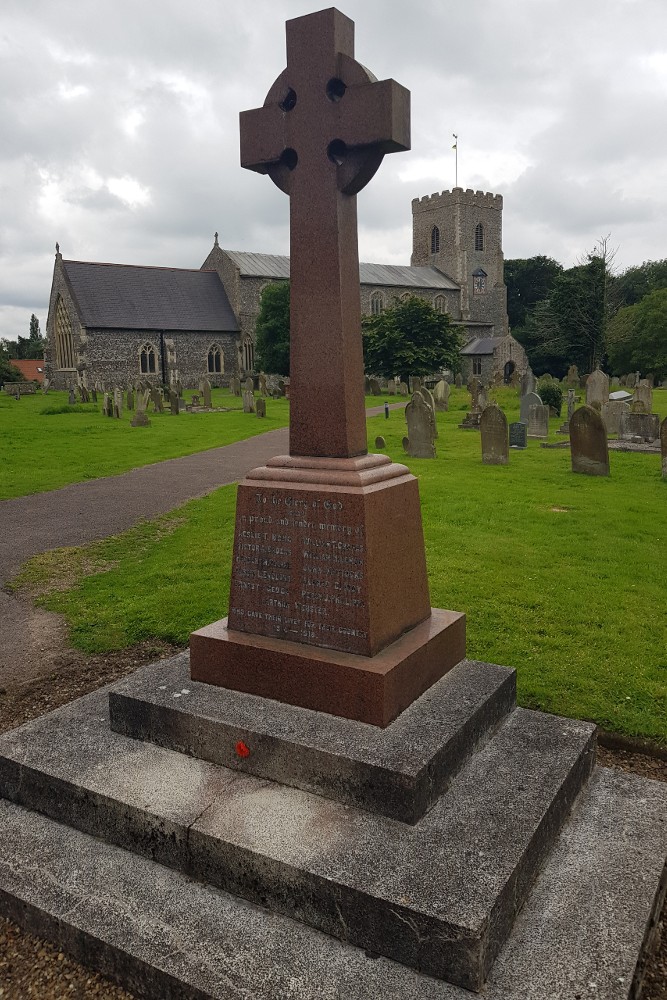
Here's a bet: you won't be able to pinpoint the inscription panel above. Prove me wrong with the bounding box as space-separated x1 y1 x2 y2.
227 484 370 655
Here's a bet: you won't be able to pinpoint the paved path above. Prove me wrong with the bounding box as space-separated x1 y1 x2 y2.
0 404 404 686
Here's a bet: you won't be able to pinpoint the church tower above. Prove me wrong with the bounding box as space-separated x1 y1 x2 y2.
411 187 508 337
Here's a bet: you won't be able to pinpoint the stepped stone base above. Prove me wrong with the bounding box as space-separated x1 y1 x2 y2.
0 655 665 998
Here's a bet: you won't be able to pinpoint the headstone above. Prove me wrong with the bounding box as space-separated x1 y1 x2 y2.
150 387 164 413
113 388 123 419
68 389 76 405
432 379 449 411
519 390 542 425
557 388 576 434
626 372 636 389
600 400 629 436
509 421 527 449
409 376 422 393
369 377 381 396
454 373 463 388
42 378 51 394
565 364 579 387
102 392 111 417
661 416 667 480
527 403 549 439
170 389 180 415
191 393 201 407
520 369 535 397
126 387 134 411
610 377 619 387
634 381 653 412
398 381 408 396
387 378 396 396
480 404 508 465
242 390 256 413
586 369 609 409
375 435 386 448
258 373 267 397
570 406 609 476
256 397 266 418
202 379 212 408
619 411 661 442
92 388 97 403
458 377 484 429
230 376 241 396
130 391 151 427
244 376 254 393
417 386 438 437
404 393 436 458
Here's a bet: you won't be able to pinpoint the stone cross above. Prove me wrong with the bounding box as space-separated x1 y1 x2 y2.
240 8 409 457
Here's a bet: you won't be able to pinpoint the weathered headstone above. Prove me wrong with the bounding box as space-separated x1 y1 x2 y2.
387 378 396 396
455 372 463 388
242 389 256 413
42 378 50 394
600 399 629 436
417 386 438 437
527 403 549 439
398 381 409 396
480 404 508 465
565 364 579 387
258 373 267 397
191 393 201 407
509 421 527 449
102 392 111 417
619 411 660 442
626 372 636 389
244 376 254 393
520 369 535 397
634 381 653 412
570 405 609 476
113 388 123 419
519 390 542 425
586 368 609 409
170 389 180 415
202 379 212 408
230 376 241 396
433 379 449 411
190 9 464 723
68 389 76 405
369 377 381 396
126 387 134 411
409 376 422 393
459 377 484 429
404 393 436 458
91 388 97 404
150 387 164 413
130 390 151 427
375 435 386 448
661 416 667 480
557 388 576 434
256 397 266 418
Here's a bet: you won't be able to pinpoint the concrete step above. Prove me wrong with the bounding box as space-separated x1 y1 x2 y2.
0 766 664 1000
0 679 595 990
108 653 516 823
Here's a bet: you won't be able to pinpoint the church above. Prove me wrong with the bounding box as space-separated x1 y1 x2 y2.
44 186 527 390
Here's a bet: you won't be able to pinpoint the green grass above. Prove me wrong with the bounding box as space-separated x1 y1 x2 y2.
0 388 290 499
9 386 667 743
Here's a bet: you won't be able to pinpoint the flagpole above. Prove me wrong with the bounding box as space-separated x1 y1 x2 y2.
452 133 458 187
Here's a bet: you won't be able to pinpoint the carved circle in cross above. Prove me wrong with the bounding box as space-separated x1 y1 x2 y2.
262 54 385 197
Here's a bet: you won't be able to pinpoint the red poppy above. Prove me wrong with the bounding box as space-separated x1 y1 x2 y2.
235 740 250 758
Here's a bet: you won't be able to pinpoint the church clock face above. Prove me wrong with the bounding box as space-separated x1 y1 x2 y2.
473 274 487 293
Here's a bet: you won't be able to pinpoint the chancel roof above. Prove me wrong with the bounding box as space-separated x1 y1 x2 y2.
224 250 459 290
460 336 505 355
63 261 239 332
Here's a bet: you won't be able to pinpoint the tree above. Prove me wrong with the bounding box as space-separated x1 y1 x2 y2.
504 256 563 330
255 282 290 376
362 295 461 382
614 259 667 308
607 288 667 379
16 314 45 360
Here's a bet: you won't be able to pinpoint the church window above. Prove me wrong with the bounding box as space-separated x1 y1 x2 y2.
400 292 411 302
473 357 482 376
55 296 75 369
208 344 223 373
434 295 447 314
475 223 485 251
140 343 157 374
243 341 255 372
370 291 384 315
430 226 440 254
472 268 487 294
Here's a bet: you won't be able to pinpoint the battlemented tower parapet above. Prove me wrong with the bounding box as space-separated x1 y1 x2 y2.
411 187 507 336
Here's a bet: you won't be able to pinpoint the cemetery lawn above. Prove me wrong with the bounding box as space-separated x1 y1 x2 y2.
0 391 390 499
8 387 667 744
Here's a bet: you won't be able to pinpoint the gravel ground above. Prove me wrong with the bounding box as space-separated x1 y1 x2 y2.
0 645 664 999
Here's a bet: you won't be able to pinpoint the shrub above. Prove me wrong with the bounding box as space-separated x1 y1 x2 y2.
537 380 563 416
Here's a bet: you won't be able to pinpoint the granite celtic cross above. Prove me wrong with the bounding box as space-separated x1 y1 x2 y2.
240 7 410 457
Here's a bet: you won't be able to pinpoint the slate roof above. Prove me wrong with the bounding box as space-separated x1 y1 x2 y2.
63 261 239 332
460 336 505 355
224 251 459 290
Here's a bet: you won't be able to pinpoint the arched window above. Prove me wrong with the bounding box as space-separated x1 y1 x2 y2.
400 292 411 302
55 296 75 369
243 341 255 372
434 295 447 314
370 291 384 315
140 343 157 374
207 344 223 373
475 223 484 251
430 226 440 254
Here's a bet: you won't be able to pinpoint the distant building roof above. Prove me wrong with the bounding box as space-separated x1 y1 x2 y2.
224 250 459 290
460 336 505 355
62 261 239 332
11 359 44 383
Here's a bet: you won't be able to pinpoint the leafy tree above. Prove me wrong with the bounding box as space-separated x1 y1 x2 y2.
514 299 569 377
0 357 22 383
362 295 461 383
607 288 667 379
504 256 563 330
255 282 290 376
614 259 667 308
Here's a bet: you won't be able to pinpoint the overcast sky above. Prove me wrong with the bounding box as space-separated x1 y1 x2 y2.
2 0 666 342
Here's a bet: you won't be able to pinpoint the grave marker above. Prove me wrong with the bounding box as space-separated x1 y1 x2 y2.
404 392 436 458
570 405 609 476
480 404 508 464
519 390 541 425
509 421 527 449
527 403 549 439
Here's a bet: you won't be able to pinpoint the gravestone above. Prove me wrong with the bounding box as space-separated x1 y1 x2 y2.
130 390 151 427
520 369 535 397
374 435 386 448
557 388 576 434
586 369 609 409
202 379 212 408
127 387 134 411
404 393 436 458
661 416 667 479
191 7 463 723
386 378 396 395
565 364 579 387
433 379 449 411
600 399 629 436
398 381 408 396
68 389 76 405
230 376 241 396
409 376 421 393
480 404 508 465
619 411 660 442
369 377 381 395
527 403 549 439
455 372 463 388
42 378 50 394
634 381 652 411
256 397 266 418
570 406 609 476
417 386 438 437
519 390 542 425
244 377 254 393
242 390 256 413
626 372 636 389
91 388 97 404
191 393 201 407
170 390 180 416
258 373 268 397
459 377 483 429
509 421 527 449
102 392 111 417
150 387 164 413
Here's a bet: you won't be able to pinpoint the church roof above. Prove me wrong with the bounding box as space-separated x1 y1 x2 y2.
223 250 459 290
62 261 239 332
460 336 505 355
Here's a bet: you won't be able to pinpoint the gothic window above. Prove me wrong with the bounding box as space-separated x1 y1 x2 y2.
207 344 223 373
434 295 447 314
370 291 384 315
472 268 487 294
55 296 75 369
473 357 482 376
475 223 484 251
243 341 255 372
400 293 411 302
140 343 157 374
430 226 440 254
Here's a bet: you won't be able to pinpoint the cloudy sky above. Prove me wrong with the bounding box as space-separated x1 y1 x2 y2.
2 0 666 342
